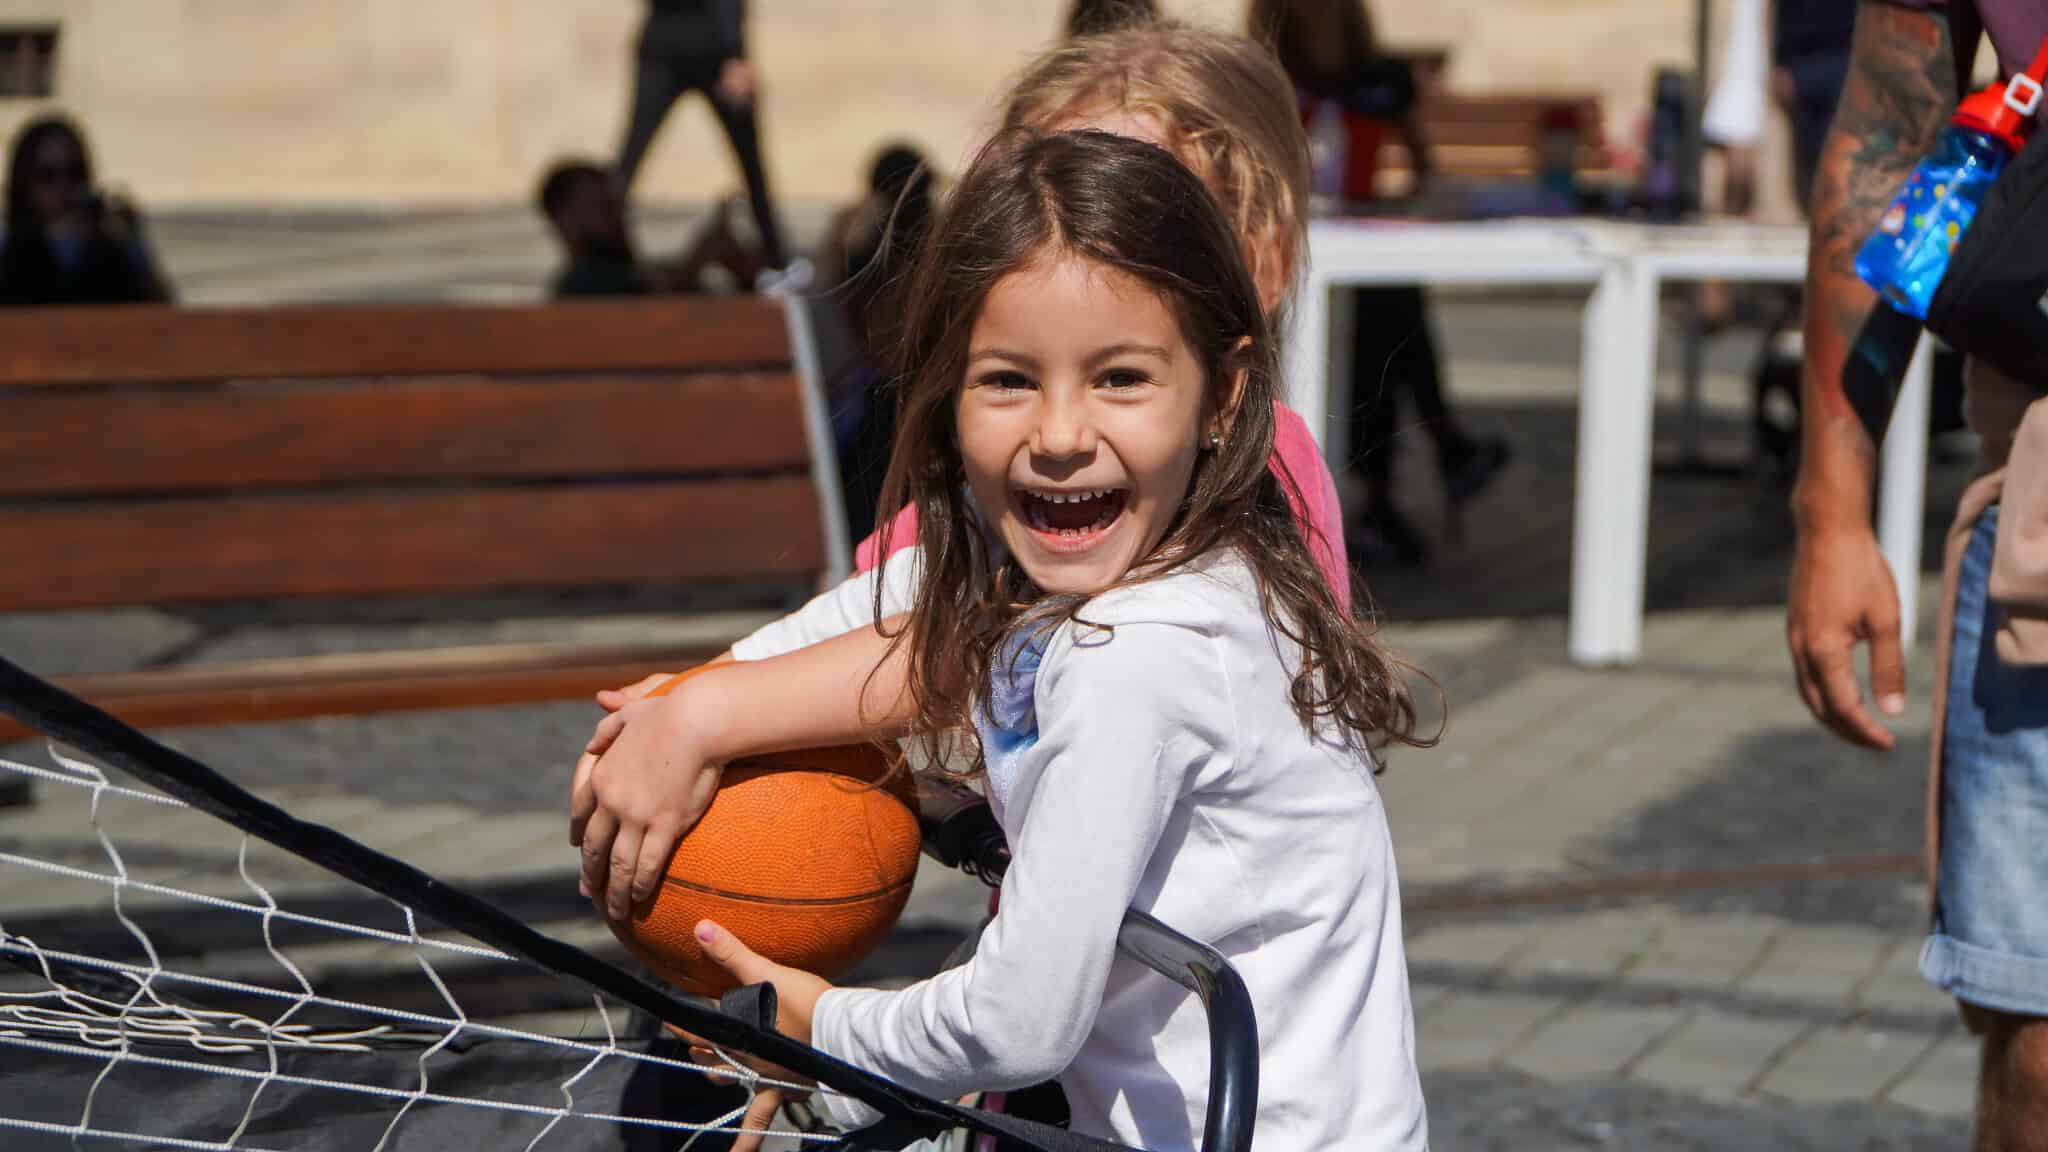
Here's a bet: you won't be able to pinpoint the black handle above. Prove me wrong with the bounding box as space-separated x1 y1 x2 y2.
1115 910 1259 1152
921 805 1259 1152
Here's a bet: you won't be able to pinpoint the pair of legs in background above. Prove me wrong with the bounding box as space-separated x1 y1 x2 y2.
1345 284 1509 566
617 45 789 271
1927 505 2048 1151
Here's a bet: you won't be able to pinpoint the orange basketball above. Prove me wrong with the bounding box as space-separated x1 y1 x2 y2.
608 667 921 997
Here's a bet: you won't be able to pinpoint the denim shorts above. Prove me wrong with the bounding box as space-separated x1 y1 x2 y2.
1921 504 2048 1015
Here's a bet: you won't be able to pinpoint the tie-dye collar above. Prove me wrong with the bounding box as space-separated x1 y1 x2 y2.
986 626 1049 736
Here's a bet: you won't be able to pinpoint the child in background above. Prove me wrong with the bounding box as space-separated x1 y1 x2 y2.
642 126 1430 1150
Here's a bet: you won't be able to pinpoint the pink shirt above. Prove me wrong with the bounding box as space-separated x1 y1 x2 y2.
853 400 1353 612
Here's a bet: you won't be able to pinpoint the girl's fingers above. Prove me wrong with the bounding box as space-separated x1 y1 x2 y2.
585 709 628 755
689 1043 747 1083
578 807 619 905
604 822 645 921
630 819 679 912
693 919 774 987
627 672 675 698
567 751 598 846
600 673 674 711
730 1088 783 1152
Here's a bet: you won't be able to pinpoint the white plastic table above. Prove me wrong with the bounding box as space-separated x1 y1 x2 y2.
1287 217 1932 665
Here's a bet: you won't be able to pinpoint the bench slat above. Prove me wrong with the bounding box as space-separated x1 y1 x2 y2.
0 297 791 388
0 372 809 497
0 479 822 609
0 639 740 744
1422 94 1601 126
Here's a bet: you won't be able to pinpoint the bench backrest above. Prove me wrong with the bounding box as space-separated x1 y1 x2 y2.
0 296 849 611
1379 92 1609 185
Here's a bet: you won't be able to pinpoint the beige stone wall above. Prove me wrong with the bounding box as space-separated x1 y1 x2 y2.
2 0 1794 217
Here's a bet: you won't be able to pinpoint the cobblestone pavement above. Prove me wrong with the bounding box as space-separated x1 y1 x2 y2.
0 211 1984 1146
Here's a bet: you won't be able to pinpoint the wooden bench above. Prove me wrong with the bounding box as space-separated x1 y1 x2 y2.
1371 51 1609 190
0 294 849 742
1409 93 1608 180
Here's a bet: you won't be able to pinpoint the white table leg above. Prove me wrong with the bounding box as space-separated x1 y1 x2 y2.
1569 260 1659 665
1878 335 1933 652
1288 274 1333 453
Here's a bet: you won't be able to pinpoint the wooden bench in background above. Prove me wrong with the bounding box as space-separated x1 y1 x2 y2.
0 294 849 742
1376 49 1611 190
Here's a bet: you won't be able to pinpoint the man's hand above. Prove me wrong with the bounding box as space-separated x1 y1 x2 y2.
1788 523 1906 749
716 58 755 105
1786 2 1953 751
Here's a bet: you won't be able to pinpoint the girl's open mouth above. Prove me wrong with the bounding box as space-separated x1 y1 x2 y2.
1018 487 1128 548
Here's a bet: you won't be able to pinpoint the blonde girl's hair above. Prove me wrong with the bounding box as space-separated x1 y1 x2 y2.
998 21 1310 325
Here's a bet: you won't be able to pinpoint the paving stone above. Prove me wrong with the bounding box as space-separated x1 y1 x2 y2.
0 869 110 917
345 804 486 861
1627 913 1777 992
1503 1001 1684 1082
1738 923 1894 1007
1511 909 1663 981
1757 1025 1939 1106
1630 1009 1808 1101
1853 935 1954 1023
0 608 200 677
1411 979 1453 1019
1417 991 1565 1071
1405 921 1541 976
1887 1032 1978 1118
456 812 579 879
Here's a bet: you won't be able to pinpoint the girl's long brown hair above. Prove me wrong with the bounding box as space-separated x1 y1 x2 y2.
873 129 1425 777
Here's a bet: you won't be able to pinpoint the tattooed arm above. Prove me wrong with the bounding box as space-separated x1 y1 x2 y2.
1788 0 1959 750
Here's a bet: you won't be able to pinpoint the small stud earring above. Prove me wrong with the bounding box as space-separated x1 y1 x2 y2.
1207 432 1223 451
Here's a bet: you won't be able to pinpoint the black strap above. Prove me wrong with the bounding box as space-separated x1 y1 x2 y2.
0 655 1141 1152
719 981 779 1034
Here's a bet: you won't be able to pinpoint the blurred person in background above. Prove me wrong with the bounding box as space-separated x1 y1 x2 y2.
1250 0 1510 567
1775 0 1861 211
1065 0 1158 39
615 0 788 271
1 114 171 307
1701 0 1859 226
537 158 759 299
816 143 937 544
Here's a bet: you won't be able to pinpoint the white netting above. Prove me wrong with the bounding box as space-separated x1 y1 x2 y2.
0 745 868 1151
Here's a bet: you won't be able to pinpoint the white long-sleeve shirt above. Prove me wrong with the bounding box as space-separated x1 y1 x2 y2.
728 546 919 661
758 554 1425 1150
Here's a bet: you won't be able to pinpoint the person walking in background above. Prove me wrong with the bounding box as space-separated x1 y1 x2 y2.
1774 0 1861 210
615 0 787 271
815 143 937 545
1064 0 1157 39
1787 3 2048 1148
1 114 172 307
1249 0 1510 568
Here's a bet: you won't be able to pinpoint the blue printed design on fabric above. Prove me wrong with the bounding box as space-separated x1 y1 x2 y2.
981 627 1050 815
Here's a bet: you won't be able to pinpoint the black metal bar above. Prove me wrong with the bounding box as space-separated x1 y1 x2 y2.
924 804 1261 1152
1115 910 1260 1152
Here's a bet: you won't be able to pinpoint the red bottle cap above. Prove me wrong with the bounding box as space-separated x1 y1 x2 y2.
1954 73 2044 152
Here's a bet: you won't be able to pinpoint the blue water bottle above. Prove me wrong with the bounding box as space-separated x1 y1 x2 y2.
1857 72 2042 318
